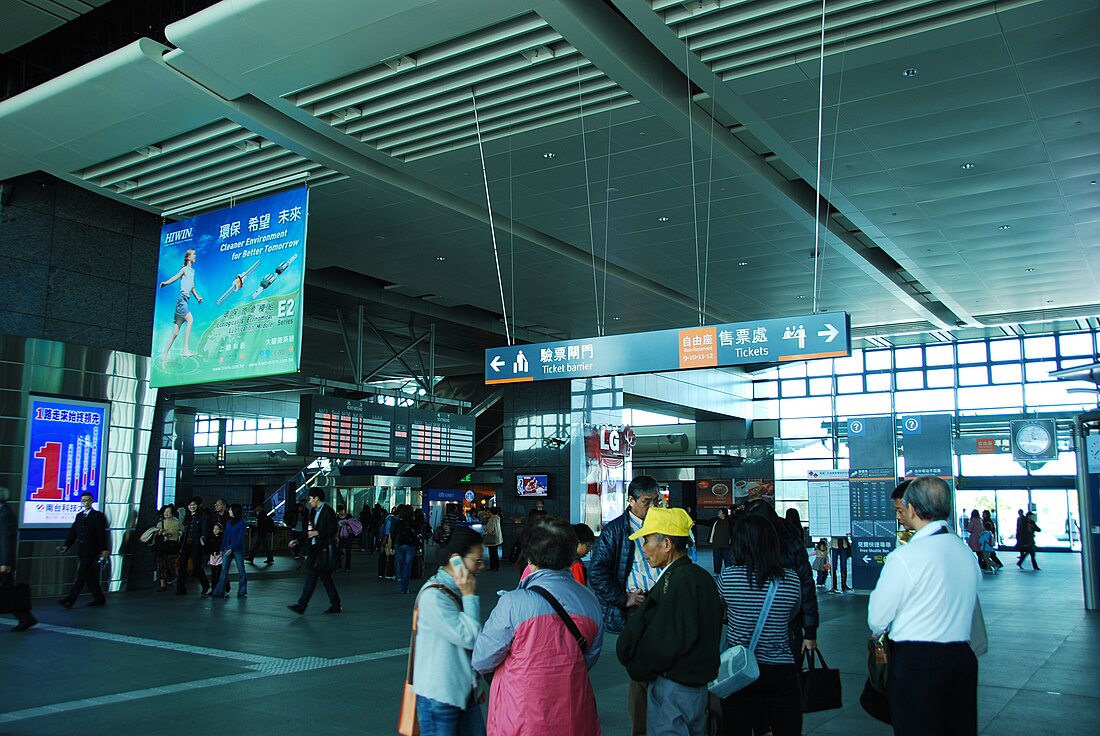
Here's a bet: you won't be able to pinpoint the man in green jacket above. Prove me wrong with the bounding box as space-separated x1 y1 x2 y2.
616 508 723 735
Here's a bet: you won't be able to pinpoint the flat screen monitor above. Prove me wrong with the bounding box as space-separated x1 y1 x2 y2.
516 473 548 497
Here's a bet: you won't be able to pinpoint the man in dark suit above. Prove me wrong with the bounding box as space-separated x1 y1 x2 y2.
58 491 109 608
0 486 37 630
287 488 341 614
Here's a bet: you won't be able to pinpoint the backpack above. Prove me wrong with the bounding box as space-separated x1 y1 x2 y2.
432 523 451 546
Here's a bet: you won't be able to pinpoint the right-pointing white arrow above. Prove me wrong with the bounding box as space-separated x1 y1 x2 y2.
490 356 505 373
817 323 839 343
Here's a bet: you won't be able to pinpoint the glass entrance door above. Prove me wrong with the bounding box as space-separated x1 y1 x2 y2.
955 487 1081 551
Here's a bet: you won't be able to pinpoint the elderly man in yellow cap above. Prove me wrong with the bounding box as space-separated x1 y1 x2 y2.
616 507 723 736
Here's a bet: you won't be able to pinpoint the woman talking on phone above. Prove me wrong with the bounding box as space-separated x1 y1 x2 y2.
411 526 486 736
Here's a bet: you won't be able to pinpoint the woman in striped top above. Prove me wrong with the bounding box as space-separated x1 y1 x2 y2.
717 514 803 736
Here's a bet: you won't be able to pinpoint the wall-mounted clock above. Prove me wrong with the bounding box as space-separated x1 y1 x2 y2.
1010 419 1058 461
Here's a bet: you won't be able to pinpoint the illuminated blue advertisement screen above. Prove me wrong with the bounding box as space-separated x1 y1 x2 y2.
21 396 110 527
151 186 309 388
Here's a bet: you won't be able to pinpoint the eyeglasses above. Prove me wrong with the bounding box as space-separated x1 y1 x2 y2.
465 556 486 567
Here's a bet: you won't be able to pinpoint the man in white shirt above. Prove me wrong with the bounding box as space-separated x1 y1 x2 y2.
868 476 981 735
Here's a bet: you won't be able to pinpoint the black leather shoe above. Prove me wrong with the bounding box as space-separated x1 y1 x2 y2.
287 604 305 615
88 600 106 607
58 599 74 609
324 604 342 614
12 616 37 632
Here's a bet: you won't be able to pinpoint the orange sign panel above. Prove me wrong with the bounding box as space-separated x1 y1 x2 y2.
678 327 718 369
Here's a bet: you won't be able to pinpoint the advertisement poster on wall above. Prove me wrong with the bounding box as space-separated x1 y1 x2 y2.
21 395 110 527
583 424 635 528
150 187 309 388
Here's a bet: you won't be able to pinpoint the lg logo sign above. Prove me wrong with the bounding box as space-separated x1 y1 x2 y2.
599 425 636 454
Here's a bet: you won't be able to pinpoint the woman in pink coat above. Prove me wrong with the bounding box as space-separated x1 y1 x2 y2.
472 517 603 735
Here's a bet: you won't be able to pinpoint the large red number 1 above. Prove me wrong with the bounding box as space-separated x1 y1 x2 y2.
31 441 64 500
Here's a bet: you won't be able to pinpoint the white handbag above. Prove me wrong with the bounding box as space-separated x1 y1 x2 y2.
709 579 778 698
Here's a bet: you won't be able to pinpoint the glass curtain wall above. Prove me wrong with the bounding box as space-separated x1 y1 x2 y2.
756 331 1099 549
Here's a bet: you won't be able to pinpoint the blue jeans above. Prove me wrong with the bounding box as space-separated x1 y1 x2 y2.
214 550 247 597
396 544 417 593
415 695 485 736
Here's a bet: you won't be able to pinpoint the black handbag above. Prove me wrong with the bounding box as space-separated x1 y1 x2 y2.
309 541 339 572
859 677 892 724
0 575 32 614
867 634 891 694
800 648 842 712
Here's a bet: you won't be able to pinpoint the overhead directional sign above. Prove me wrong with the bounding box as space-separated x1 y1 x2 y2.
485 312 850 384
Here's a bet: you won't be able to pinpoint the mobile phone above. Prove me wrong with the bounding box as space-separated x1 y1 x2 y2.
449 554 465 573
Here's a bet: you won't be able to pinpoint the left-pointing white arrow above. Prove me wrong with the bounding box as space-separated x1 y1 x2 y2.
817 323 839 343
490 356 505 372
862 555 872 564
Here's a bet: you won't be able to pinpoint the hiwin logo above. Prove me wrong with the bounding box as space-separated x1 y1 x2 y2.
163 227 194 245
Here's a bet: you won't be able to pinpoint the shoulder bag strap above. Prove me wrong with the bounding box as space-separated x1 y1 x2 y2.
529 585 588 653
747 579 779 655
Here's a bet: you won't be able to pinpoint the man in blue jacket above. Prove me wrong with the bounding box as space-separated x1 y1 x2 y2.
589 474 662 736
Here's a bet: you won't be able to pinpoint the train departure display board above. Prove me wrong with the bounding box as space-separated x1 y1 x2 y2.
409 409 475 465
297 395 475 466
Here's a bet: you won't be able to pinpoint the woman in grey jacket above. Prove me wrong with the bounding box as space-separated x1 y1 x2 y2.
413 526 486 736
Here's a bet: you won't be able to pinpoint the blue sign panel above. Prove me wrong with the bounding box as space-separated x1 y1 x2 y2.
485 312 850 384
848 415 898 591
21 396 110 527
152 187 309 388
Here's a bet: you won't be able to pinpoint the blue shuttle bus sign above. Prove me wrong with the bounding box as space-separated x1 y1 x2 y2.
485 312 850 384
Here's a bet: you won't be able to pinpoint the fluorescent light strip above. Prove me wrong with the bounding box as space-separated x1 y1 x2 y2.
160 171 310 218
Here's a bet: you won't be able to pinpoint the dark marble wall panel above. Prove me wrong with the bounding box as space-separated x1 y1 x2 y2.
0 173 160 355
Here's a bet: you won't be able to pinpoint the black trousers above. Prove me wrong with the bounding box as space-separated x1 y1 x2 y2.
888 641 977 736
338 538 353 570
720 663 802 736
248 533 274 562
64 555 105 604
488 543 500 570
297 566 340 609
177 544 209 593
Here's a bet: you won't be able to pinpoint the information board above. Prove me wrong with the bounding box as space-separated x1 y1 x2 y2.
807 469 850 539
848 416 898 590
485 312 850 384
151 187 309 388
21 396 110 527
901 414 956 530
297 395 475 466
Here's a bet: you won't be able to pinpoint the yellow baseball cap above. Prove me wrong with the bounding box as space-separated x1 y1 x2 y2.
628 507 694 540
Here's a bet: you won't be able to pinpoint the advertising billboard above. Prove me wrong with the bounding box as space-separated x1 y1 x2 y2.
151 187 309 388
21 395 110 527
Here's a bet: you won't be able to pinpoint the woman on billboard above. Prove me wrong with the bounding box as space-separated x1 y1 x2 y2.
159 248 203 368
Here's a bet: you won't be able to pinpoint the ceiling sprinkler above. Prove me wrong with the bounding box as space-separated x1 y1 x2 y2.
251 253 299 299
216 259 261 306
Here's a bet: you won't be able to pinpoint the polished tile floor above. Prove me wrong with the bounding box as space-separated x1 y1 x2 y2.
1 550 1096 735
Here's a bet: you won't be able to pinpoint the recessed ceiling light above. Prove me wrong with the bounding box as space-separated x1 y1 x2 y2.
1046 300 1054 304
902 67 919 78
436 256 446 262
543 152 556 159
1025 268 1035 272
611 316 622 321
999 224 1012 230
657 216 670 222
738 261 749 267
374 235 386 240
1091 180 1097 185
960 162 976 170
796 295 806 299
